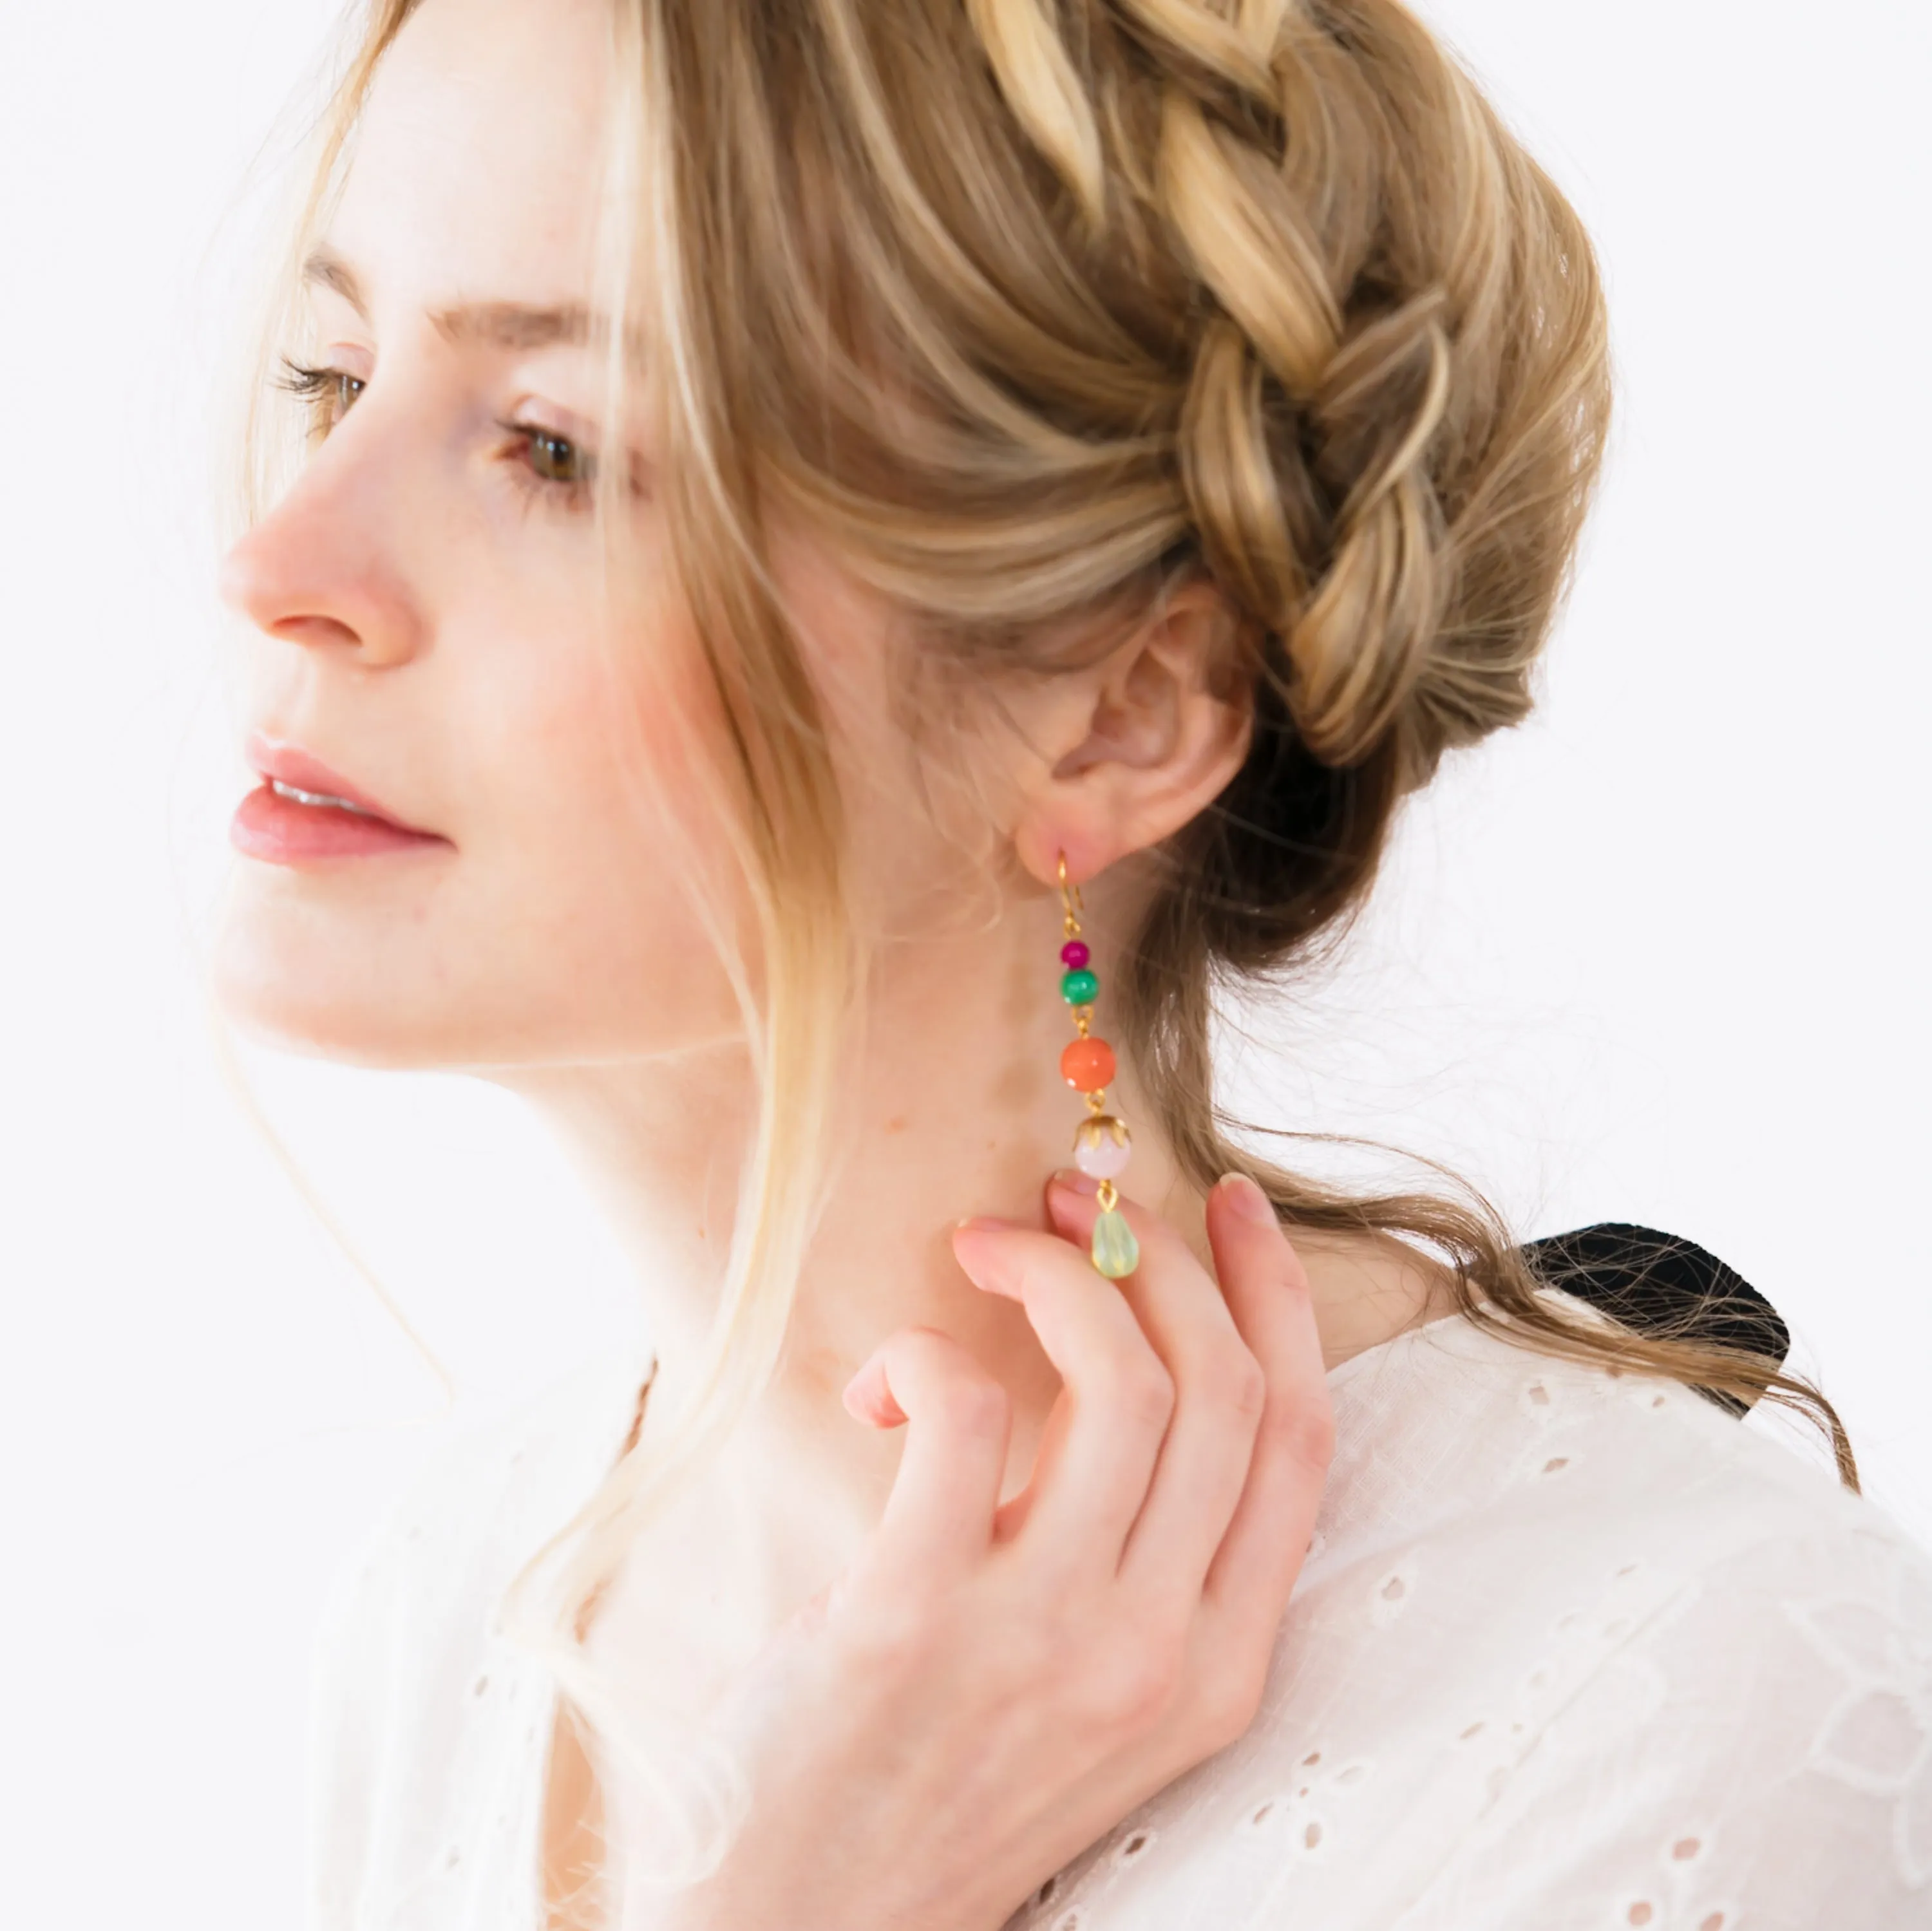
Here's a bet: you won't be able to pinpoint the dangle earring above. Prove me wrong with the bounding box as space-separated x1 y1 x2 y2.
1056 851 1139 1280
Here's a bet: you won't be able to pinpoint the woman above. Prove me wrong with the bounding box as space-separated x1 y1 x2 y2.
211 0 1932 1925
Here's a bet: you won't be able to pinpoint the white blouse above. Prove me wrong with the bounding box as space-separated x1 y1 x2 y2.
307 1285 1932 1930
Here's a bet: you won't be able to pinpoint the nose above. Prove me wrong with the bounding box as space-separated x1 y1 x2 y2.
217 411 428 670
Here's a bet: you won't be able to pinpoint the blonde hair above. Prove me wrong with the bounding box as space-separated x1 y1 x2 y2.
231 0 1856 1901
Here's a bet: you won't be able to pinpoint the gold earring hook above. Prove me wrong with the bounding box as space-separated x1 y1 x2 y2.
1057 849 1083 919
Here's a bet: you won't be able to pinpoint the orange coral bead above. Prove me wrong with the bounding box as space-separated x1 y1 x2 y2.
1060 1036 1116 1093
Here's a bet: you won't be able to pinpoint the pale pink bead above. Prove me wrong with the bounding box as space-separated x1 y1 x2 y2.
1072 1115 1132 1180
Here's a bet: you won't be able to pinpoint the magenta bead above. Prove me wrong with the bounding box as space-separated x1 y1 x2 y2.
1060 940 1090 968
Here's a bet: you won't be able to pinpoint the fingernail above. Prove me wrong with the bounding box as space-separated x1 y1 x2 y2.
950 1219 992 1284
841 1358 903 1427
1050 1167 1099 1197
950 1220 1019 1297
1218 1171 1275 1223
840 1357 880 1418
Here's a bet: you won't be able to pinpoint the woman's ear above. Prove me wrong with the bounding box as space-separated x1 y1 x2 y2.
1010 579 1256 889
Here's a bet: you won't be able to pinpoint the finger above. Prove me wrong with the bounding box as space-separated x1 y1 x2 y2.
951 1217 1173 1576
1044 1173 1265 1601
844 1325 1014 1587
1195 1176 1335 1637
988 1384 1070 1543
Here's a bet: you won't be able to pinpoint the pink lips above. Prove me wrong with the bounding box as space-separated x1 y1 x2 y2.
231 731 452 865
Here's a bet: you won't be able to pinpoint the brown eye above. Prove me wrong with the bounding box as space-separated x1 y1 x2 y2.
525 428 593 486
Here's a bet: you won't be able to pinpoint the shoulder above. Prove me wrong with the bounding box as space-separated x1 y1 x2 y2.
1326 1270 1882 1550
1365 1278 1926 1619
1323 1278 1932 1702
1316 1295 1932 1919
1499 1280 1906 1565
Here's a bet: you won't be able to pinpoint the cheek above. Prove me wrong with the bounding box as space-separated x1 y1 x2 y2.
449 595 750 1041
493 573 732 859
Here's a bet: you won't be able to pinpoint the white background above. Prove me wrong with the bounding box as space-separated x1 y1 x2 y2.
3 1 1926 1922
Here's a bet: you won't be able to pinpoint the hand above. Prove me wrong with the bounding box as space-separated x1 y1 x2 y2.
649 1169 1335 1931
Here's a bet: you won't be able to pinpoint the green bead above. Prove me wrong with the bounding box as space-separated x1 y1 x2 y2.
1090 1206 1140 1279
1060 967 1099 1006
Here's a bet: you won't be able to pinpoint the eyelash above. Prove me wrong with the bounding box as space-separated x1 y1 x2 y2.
273 357 599 512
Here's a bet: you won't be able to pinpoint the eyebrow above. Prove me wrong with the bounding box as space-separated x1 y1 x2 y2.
302 245 642 363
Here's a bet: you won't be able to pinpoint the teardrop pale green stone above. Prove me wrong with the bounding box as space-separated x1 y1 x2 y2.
1090 1206 1140 1279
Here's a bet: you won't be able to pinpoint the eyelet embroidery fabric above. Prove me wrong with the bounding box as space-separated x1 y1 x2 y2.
306 1287 1932 1931
1783 1532 1932 1889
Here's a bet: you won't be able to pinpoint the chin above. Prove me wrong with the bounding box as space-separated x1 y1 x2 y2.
206 961 464 1070
205 889 472 1071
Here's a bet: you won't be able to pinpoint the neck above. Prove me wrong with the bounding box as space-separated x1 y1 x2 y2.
486 877 1449 1532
